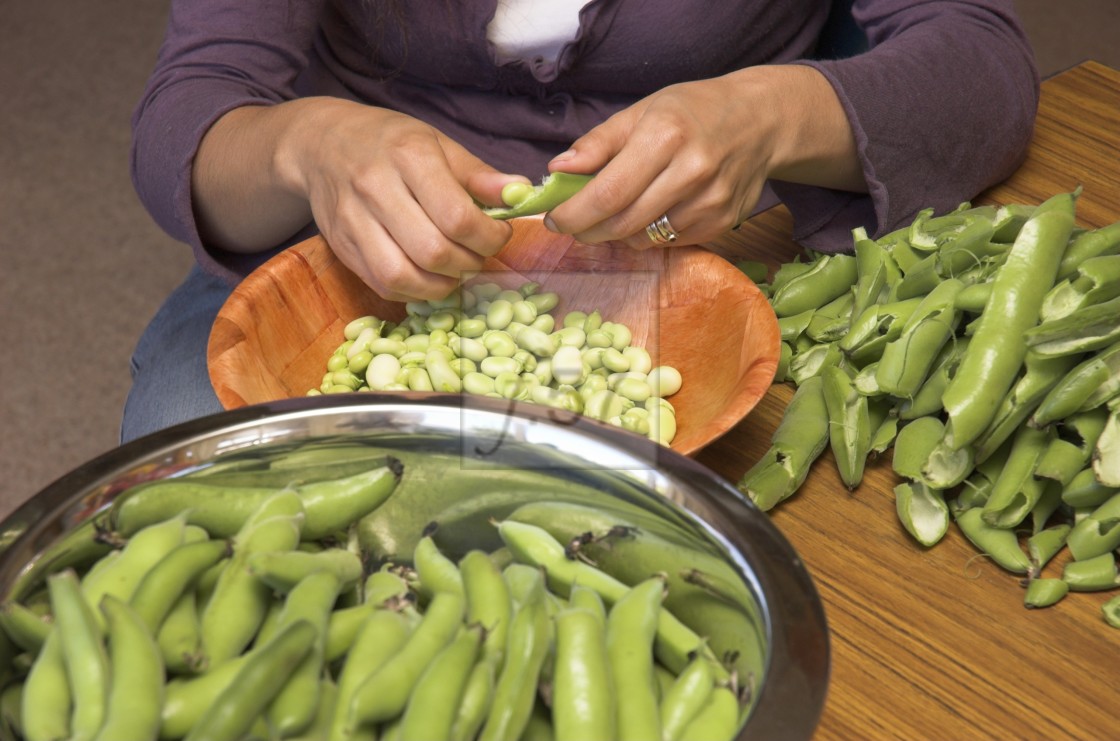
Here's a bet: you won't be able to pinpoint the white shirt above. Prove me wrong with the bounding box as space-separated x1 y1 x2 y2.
487 0 593 65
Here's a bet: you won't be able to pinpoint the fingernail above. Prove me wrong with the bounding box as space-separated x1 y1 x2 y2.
543 216 558 232
549 149 575 164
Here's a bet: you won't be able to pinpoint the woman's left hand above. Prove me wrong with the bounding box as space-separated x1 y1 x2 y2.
543 64 866 249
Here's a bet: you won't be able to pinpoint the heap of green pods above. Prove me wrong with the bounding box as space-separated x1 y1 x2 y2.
0 442 755 740
738 189 1120 628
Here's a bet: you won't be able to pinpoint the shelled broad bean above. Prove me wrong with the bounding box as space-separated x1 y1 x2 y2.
308 281 683 446
739 189 1120 627
0 446 753 740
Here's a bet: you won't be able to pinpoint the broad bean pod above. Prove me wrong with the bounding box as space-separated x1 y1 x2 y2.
91 596 162 741
184 620 317 741
483 172 594 220
942 190 1077 450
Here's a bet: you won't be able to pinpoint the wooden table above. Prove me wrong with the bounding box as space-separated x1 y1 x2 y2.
695 61 1120 740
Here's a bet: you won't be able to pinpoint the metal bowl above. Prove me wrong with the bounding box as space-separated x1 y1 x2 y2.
0 393 828 739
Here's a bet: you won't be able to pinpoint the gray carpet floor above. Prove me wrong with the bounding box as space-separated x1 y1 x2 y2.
2 0 1119 518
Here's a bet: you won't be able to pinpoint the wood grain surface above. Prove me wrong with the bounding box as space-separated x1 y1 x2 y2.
695 61 1120 740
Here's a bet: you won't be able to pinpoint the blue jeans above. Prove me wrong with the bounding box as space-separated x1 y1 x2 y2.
120 265 233 443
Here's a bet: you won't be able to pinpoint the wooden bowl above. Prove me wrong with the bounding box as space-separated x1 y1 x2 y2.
207 218 780 456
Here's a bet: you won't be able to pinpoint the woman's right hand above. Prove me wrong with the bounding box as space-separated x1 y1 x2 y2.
194 97 523 301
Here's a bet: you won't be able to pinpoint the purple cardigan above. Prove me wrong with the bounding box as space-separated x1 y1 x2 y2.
131 0 1039 285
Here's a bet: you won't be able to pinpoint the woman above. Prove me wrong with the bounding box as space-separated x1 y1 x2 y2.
123 0 1039 441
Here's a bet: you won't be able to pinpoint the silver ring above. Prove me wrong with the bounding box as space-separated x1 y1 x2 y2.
645 214 678 245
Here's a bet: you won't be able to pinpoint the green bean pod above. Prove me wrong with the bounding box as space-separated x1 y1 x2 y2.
184 620 318 741
1026 524 1071 573
778 310 814 344
111 458 401 540
0 681 22 740
894 481 950 547
1056 220 1120 280
769 259 813 293
892 417 943 482
1041 254 1120 321
478 573 551 741
897 337 969 421
1024 578 1070 609
247 548 363 594
954 281 993 314
320 604 370 664
1061 553 1120 591
363 568 414 608
161 650 256 738
413 533 465 599
399 624 485 741
775 342 793 383
788 341 846 386
990 202 1036 243
450 655 497 741
1061 466 1118 508
660 652 716 741
92 596 163 741
935 216 1002 277
850 231 897 321
496 520 716 677
605 577 664 741
954 508 1031 574
20 633 70 741
973 353 1082 463
942 190 1077 449
328 608 413 741
1029 479 1065 535
804 292 855 344
894 253 943 300
268 571 342 737
876 278 964 398
1024 295 1120 357
838 297 923 365
483 172 594 219
0 601 50 655
129 538 230 632
200 494 305 667
822 365 871 489
737 376 830 511
769 253 858 317
1103 593 1120 629
906 204 981 250
347 591 466 731
1066 492 1120 561
49 570 109 741
569 584 607 625
1033 438 1091 487
82 513 191 624
460 549 512 665
1093 406 1120 486
1032 341 1120 426
981 425 1052 529
157 590 205 675
950 439 1010 517
678 686 741 741
552 607 614 741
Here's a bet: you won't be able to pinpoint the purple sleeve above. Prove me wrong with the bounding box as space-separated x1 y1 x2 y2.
129 0 325 283
772 0 1040 253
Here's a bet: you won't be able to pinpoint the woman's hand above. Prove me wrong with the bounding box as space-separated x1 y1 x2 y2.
194 97 524 301
542 65 866 250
